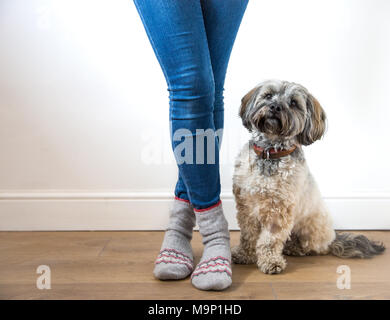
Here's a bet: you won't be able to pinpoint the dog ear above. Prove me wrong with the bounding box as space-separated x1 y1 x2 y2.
297 93 327 145
239 87 258 131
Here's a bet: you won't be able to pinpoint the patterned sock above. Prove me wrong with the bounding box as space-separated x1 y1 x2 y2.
154 198 196 280
191 201 232 291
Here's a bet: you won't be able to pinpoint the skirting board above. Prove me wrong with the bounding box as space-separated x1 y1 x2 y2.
0 192 390 231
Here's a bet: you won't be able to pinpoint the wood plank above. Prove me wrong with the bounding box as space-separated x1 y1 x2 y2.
0 231 388 299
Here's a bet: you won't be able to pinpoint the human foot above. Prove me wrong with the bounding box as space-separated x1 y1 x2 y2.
154 198 195 280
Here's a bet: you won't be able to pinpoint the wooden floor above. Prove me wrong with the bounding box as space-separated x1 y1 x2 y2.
0 231 389 300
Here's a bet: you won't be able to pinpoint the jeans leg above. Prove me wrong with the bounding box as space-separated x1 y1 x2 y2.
133 0 221 209
201 0 249 136
174 173 189 202
175 0 249 201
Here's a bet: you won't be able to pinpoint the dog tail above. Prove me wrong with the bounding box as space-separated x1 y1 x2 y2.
329 232 385 258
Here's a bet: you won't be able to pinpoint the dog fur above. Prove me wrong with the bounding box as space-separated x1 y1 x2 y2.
232 79 385 274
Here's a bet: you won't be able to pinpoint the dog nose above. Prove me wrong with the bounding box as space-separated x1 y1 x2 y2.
270 104 282 113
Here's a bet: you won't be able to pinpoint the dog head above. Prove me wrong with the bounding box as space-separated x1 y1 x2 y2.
239 80 326 145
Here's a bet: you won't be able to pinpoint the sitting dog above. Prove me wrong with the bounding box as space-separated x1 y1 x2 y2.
232 79 385 274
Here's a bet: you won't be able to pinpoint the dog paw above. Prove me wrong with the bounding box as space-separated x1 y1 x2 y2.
258 256 287 274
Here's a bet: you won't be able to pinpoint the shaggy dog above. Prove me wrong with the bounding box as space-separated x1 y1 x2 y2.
232 79 385 274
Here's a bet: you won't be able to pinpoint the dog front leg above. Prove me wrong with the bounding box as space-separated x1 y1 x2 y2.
256 219 293 274
232 230 258 265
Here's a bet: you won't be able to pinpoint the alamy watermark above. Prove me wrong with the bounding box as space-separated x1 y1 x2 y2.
336 265 351 290
140 126 249 166
172 128 223 165
36 6 51 30
36 265 51 290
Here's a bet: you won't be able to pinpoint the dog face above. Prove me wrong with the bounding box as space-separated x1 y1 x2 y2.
239 80 326 145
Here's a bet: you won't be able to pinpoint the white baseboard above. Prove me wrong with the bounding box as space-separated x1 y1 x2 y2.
0 191 389 231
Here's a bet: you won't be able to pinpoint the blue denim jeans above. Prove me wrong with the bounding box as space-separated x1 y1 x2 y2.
133 0 248 210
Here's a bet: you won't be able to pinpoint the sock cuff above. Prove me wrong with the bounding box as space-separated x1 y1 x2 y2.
172 197 194 213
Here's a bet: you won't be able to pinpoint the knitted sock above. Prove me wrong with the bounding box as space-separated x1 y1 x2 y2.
191 201 232 291
154 198 196 280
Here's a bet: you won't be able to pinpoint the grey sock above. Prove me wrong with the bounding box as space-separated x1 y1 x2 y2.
191 202 232 291
154 198 196 280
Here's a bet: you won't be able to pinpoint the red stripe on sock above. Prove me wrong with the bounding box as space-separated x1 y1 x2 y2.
197 256 231 265
157 253 193 264
155 259 193 272
159 248 192 261
174 196 190 203
191 268 232 278
193 200 222 213
194 262 231 272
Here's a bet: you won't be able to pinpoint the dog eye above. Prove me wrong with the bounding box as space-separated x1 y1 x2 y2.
265 93 273 99
290 99 297 107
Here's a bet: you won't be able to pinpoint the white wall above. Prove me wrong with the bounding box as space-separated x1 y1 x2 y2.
1 0 389 230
